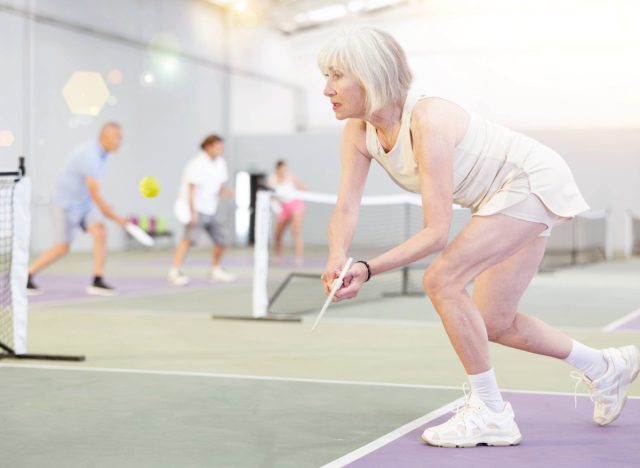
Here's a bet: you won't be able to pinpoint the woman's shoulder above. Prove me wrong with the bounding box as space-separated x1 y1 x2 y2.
343 118 367 134
341 119 370 154
410 97 470 142
411 97 466 122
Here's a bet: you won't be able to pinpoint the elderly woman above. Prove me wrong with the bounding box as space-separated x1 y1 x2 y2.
319 28 639 448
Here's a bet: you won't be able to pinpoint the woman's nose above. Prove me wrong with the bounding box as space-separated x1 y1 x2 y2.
323 82 335 97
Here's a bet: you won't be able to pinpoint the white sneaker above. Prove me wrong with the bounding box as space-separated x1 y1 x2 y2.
422 391 522 448
573 345 640 426
209 267 236 283
168 268 190 286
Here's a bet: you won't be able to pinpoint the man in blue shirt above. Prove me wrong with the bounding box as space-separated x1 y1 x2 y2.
27 122 127 295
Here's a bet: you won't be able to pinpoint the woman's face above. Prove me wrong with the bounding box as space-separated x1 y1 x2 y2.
323 67 365 120
276 164 287 177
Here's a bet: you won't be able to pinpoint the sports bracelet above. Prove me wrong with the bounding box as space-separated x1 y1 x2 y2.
356 260 371 282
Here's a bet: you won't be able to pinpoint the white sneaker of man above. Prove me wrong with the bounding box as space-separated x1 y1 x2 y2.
422 392 522 448
574 345 640 426
167 268 190 286
209 267 236 283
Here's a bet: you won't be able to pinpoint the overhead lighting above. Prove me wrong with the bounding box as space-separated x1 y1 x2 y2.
347 0 366 13
305 4 348 23
363 0 405 12
206 0 234 6
231 0 249 14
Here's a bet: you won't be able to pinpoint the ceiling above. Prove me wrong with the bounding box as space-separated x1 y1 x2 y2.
207 0 409 34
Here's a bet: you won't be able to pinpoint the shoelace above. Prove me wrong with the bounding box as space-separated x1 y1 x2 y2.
443 384 483 432
570 371 616 410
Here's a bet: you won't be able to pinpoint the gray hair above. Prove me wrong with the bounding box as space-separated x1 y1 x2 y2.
318 27 412 116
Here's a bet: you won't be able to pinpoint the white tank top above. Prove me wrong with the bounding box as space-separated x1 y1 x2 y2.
268 174 298 203
364 92 589 217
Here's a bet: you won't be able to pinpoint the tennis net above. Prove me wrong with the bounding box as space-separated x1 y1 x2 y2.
253 189 613 318
0 158 84 361
253 189 470 318
0 161 30 356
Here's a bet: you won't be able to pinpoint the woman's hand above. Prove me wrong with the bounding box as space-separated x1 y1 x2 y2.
332 262 368 302
321 259 345 295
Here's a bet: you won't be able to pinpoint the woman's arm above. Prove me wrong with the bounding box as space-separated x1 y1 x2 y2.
334 100 460 301
322 119 371 293
292 175 308 191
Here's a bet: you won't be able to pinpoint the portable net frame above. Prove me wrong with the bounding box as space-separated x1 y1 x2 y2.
250 190 470 319
540 209 613 270
625 211 640 257
252 190 613 319
0 158 84 361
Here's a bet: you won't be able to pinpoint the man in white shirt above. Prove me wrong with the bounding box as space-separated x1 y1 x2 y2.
168 135 235 285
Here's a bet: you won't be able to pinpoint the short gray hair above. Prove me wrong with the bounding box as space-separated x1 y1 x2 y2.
318 27 412 116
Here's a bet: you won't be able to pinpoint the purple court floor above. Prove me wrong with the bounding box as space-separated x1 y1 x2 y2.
28 274 249 305
614 314 640 331
344 392 640 468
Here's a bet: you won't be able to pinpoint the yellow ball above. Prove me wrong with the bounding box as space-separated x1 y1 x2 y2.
139 176 160 198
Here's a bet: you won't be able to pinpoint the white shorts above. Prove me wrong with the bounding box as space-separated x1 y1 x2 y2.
494 194 567 237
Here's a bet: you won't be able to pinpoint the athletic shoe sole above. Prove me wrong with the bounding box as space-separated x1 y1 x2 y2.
86 286 118 296
27 288 43 296
597 345 640 426
168 278 190 286
422 431 522 448
208 276 236 283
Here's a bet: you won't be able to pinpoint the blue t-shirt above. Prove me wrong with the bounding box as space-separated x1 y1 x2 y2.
52 140 107 216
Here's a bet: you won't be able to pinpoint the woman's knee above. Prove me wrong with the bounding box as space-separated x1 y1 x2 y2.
423 264 458 300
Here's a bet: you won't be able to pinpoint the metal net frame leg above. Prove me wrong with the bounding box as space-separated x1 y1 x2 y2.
0 340 85 361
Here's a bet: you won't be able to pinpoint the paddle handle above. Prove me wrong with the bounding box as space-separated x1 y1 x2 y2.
312 257 354 331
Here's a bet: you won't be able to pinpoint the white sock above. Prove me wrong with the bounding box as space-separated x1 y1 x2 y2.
563 340 607 380
468 368 505 412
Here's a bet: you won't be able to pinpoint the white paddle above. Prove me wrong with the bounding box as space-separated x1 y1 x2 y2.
312 257 354 332
125 222 155 247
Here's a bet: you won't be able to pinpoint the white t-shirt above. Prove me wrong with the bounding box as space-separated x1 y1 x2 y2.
178 151 229 215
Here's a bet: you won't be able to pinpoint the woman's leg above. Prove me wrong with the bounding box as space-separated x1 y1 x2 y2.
423 214 548 375
291 212 304 261
473 236 572 358
422 214 547 447
274 217 290 259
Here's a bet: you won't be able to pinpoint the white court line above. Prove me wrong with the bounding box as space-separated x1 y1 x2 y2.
602 308 640 331
1 363 637 400
309 317 617 335
321 397 464 468
311 317 441 328
0 363 460 390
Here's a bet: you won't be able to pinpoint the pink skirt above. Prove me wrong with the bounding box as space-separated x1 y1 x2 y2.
278 199 305 221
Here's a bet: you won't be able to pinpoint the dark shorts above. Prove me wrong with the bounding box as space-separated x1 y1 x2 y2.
184 212 227 246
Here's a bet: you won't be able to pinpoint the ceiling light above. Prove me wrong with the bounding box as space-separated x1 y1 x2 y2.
305 4 348 23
